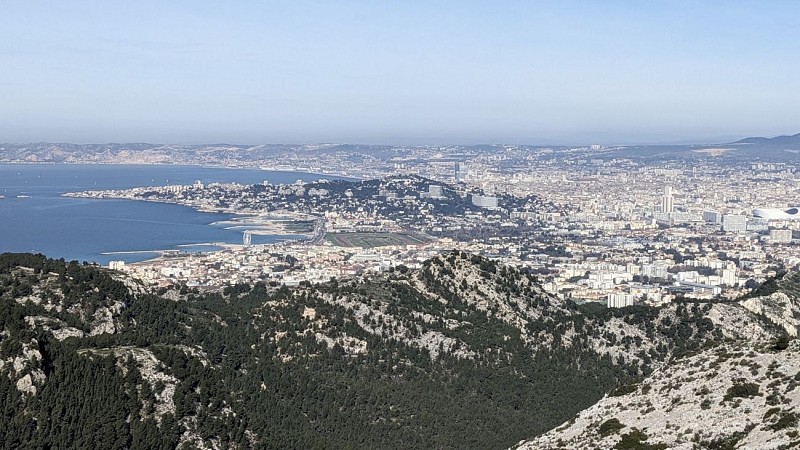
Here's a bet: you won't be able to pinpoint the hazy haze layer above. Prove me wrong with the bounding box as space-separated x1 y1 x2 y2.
2 1 799 144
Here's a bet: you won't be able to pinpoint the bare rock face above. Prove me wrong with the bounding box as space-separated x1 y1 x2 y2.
515 273 800 449
89 302 124 336
26 316 85 341
1 340 47 396
16 373 37 396
78 347 179 423
517 340 800 450
705 301 779 341
51 327 85 341
110 273 148 296
741 292 800 337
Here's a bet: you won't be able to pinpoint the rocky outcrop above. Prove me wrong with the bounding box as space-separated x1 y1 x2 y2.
518 340 800 450
0 339 47 396
78 347 179 423
516 272 800 450
88 301 125 336
741 292 800 337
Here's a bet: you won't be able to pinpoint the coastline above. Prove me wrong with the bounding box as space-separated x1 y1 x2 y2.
121 241 244 267
258 165 362 181
0 160 361 182
64 191 320 234
61 192 322 267
1 163 340 266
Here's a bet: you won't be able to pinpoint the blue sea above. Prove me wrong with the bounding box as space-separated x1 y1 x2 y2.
0 164 345 265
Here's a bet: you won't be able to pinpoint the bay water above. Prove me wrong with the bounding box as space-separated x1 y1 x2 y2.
0 164 344 265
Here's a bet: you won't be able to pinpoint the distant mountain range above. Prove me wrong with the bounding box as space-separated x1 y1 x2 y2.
0 135 798 169
732 133 800 146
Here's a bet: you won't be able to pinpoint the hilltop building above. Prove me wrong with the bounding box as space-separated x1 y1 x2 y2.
421 185 444 199
472 194 498 209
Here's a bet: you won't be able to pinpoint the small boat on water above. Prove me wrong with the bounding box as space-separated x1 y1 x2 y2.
16 195 31 198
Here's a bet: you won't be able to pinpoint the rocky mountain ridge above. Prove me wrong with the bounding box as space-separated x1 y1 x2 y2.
3 140 800 167
0 252 795 448
732 133 800 147
517 271 800 449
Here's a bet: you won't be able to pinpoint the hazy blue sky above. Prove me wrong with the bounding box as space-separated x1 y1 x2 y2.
2 1 799 145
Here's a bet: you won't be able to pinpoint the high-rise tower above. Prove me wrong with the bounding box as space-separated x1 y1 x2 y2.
661 186 674 214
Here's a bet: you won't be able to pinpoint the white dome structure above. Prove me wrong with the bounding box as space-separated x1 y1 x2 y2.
753 207 800 220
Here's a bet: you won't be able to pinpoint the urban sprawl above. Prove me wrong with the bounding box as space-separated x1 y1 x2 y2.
64 144 800 308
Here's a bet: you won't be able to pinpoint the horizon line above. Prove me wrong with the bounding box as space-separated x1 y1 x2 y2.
2 133 793 148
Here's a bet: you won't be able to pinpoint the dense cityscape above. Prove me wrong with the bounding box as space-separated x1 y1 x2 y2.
56 143 800 311
6 1 800 446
